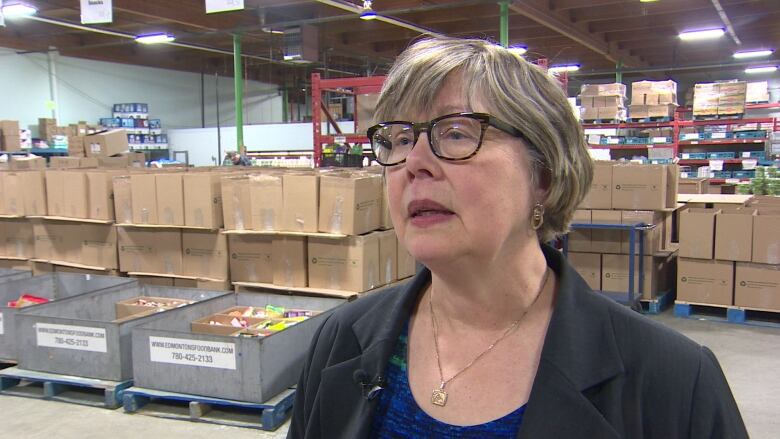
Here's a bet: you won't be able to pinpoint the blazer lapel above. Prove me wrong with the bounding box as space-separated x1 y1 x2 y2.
317 270 430 438
519 246 625 438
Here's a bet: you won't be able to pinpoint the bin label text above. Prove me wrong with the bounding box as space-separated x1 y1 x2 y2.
149 336 236 370
36 323 107 353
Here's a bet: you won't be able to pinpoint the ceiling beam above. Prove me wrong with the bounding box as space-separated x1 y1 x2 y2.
568 0 757 24
508 0 647 67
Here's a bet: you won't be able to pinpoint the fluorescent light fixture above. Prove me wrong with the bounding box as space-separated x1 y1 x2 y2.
135 33 175 44
549 64 580 73
744 66 778 74
639 0 659 3
1 3 37 17
360 0 377 20
508 46 527 55
678 28 725 41
733 49 774 59
261 27 285 35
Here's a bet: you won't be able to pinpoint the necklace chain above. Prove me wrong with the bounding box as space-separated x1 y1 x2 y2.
429 268 551 395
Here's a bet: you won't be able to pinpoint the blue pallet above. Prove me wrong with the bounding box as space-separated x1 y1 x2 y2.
708 152 736 159
0 366 132 409
674 302 780 329
679 153 708 160
732 171 756 179
640 290 675 315
123 386 295 431
712 171 733 178
624 137 649 145
734 131 766 139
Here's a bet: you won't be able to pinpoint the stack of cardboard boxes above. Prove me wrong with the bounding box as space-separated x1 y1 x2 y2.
67 128 144 168
0 120 21 152
693 81 748 117
578 83 627 122
629 80 678 120
567 161 679 299
223 168 415 293
677 198 780 311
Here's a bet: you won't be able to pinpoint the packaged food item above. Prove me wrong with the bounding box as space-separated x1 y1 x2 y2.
7 294 50 308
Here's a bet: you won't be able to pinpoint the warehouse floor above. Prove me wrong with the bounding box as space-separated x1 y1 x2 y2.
0 309 777 439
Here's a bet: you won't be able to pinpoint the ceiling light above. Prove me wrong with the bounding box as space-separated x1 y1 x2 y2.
745 66 778 74
508 46 527 55
135 33 175 45
678 28 725 41
261 27 285 35
360 0 377 20
549 64 580 73
1 3 37 17
639 0 659 3
733 49 774 59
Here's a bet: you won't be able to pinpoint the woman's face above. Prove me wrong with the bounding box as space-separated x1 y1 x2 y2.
386 75 542 267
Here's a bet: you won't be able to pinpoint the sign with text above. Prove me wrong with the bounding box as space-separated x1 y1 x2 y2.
205 0 244 14
80 0 112 24
149 336 237 370
36 323 108 353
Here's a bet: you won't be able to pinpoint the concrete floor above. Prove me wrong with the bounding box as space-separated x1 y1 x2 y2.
0 309 777 439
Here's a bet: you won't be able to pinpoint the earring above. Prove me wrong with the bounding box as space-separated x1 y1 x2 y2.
531 203 545 230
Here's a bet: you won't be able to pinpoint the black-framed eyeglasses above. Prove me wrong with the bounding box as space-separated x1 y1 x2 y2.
367 112 528 166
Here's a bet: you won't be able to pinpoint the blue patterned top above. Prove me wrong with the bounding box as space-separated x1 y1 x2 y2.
370 321 526 438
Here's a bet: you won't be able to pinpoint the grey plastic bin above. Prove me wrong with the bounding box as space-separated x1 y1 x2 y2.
0 273 136 361
0 268 31 285
14 284 230 381
132 292 345 403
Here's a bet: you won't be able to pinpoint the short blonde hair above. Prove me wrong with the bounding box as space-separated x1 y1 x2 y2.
374 37 593 241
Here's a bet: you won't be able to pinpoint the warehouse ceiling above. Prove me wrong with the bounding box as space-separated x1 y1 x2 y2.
1 0 779 94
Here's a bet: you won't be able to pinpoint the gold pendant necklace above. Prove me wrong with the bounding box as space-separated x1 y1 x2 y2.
429 268 550 407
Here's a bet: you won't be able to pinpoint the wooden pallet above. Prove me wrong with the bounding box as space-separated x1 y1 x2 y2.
640 290 675 315
674 301 780 328
692 114 743 121
0 366 132 409
582 118 627 124
122 386 295 431
627 116 672 123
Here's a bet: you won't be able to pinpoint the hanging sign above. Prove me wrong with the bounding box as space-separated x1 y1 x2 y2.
205 0 244 14
80 0 113 24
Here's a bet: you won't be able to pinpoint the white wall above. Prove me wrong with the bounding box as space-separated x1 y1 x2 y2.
0 47 283 135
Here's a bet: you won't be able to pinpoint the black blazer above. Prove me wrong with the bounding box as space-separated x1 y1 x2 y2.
288 245 748 438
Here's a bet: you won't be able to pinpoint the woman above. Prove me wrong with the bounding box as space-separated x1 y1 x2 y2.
289 37 747 438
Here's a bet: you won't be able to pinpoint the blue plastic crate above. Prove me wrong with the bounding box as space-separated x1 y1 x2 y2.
739 151 765 160
149 119 162 129
712 171 733 178
624 137 648 145
679 152 708 160
733 171 756 179
679 133 703 141
735 130 766 139
708 152 736 159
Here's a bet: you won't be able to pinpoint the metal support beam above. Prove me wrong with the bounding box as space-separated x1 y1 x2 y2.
233 34 244 155
47 47 59 121
615 59 623 84
499 1 509 47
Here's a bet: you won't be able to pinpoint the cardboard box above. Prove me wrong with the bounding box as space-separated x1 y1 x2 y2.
602 254 671 299
678 178 709 194
647 104 676 119
0 219 34 258
0 172 24 216
19 171 47 217
7 156 45 170
221 176 253 230
32 262 55 276
598 106 625 120
620 210 662 255
63 171 89 219
612 163 668 210
173 278 231 290
33 221 81 263
131 275 175 287
272 236 307 287
182 230 228 280
0 120 20 137
752 210 780 264
49 156 84 169
184 173 224 229
0 135 21 152
112 175 133 224
567 252 600 291
81 224 118 269
397 236 416 279
87 171 117 221
156 173 185 226
229 234 273 283
677 258 734 306
377 230 397 286
131 173 158 224
580 83 626 97
734 262 780 310
117 228 182 274
248 174 283 231
98 152 145 168
628 105 648 119
568 209 592 252
45 170 65 217
380 185 393 229
714 208 755 262
580 107 599 121
85 129 129 157
579 95 596 108
308 234 379 292
679 208 718 259
282 173 319 232
580 161 613 209
590 210 622 254
68 136 85 157
318 173 382 235
116 296 193 319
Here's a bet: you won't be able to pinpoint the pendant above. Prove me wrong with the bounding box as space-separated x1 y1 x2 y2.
431 383 448 407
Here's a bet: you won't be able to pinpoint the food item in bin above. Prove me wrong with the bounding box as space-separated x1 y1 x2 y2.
265 304 286 318
131 298 190 308
284 309 318 318
229 317 251 328
8 294 49 308
227 307 268 318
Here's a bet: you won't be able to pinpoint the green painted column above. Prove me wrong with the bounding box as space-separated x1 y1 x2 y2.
233 34 244 154
282 87 289 123
499 1 509 48
616 59 623 84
